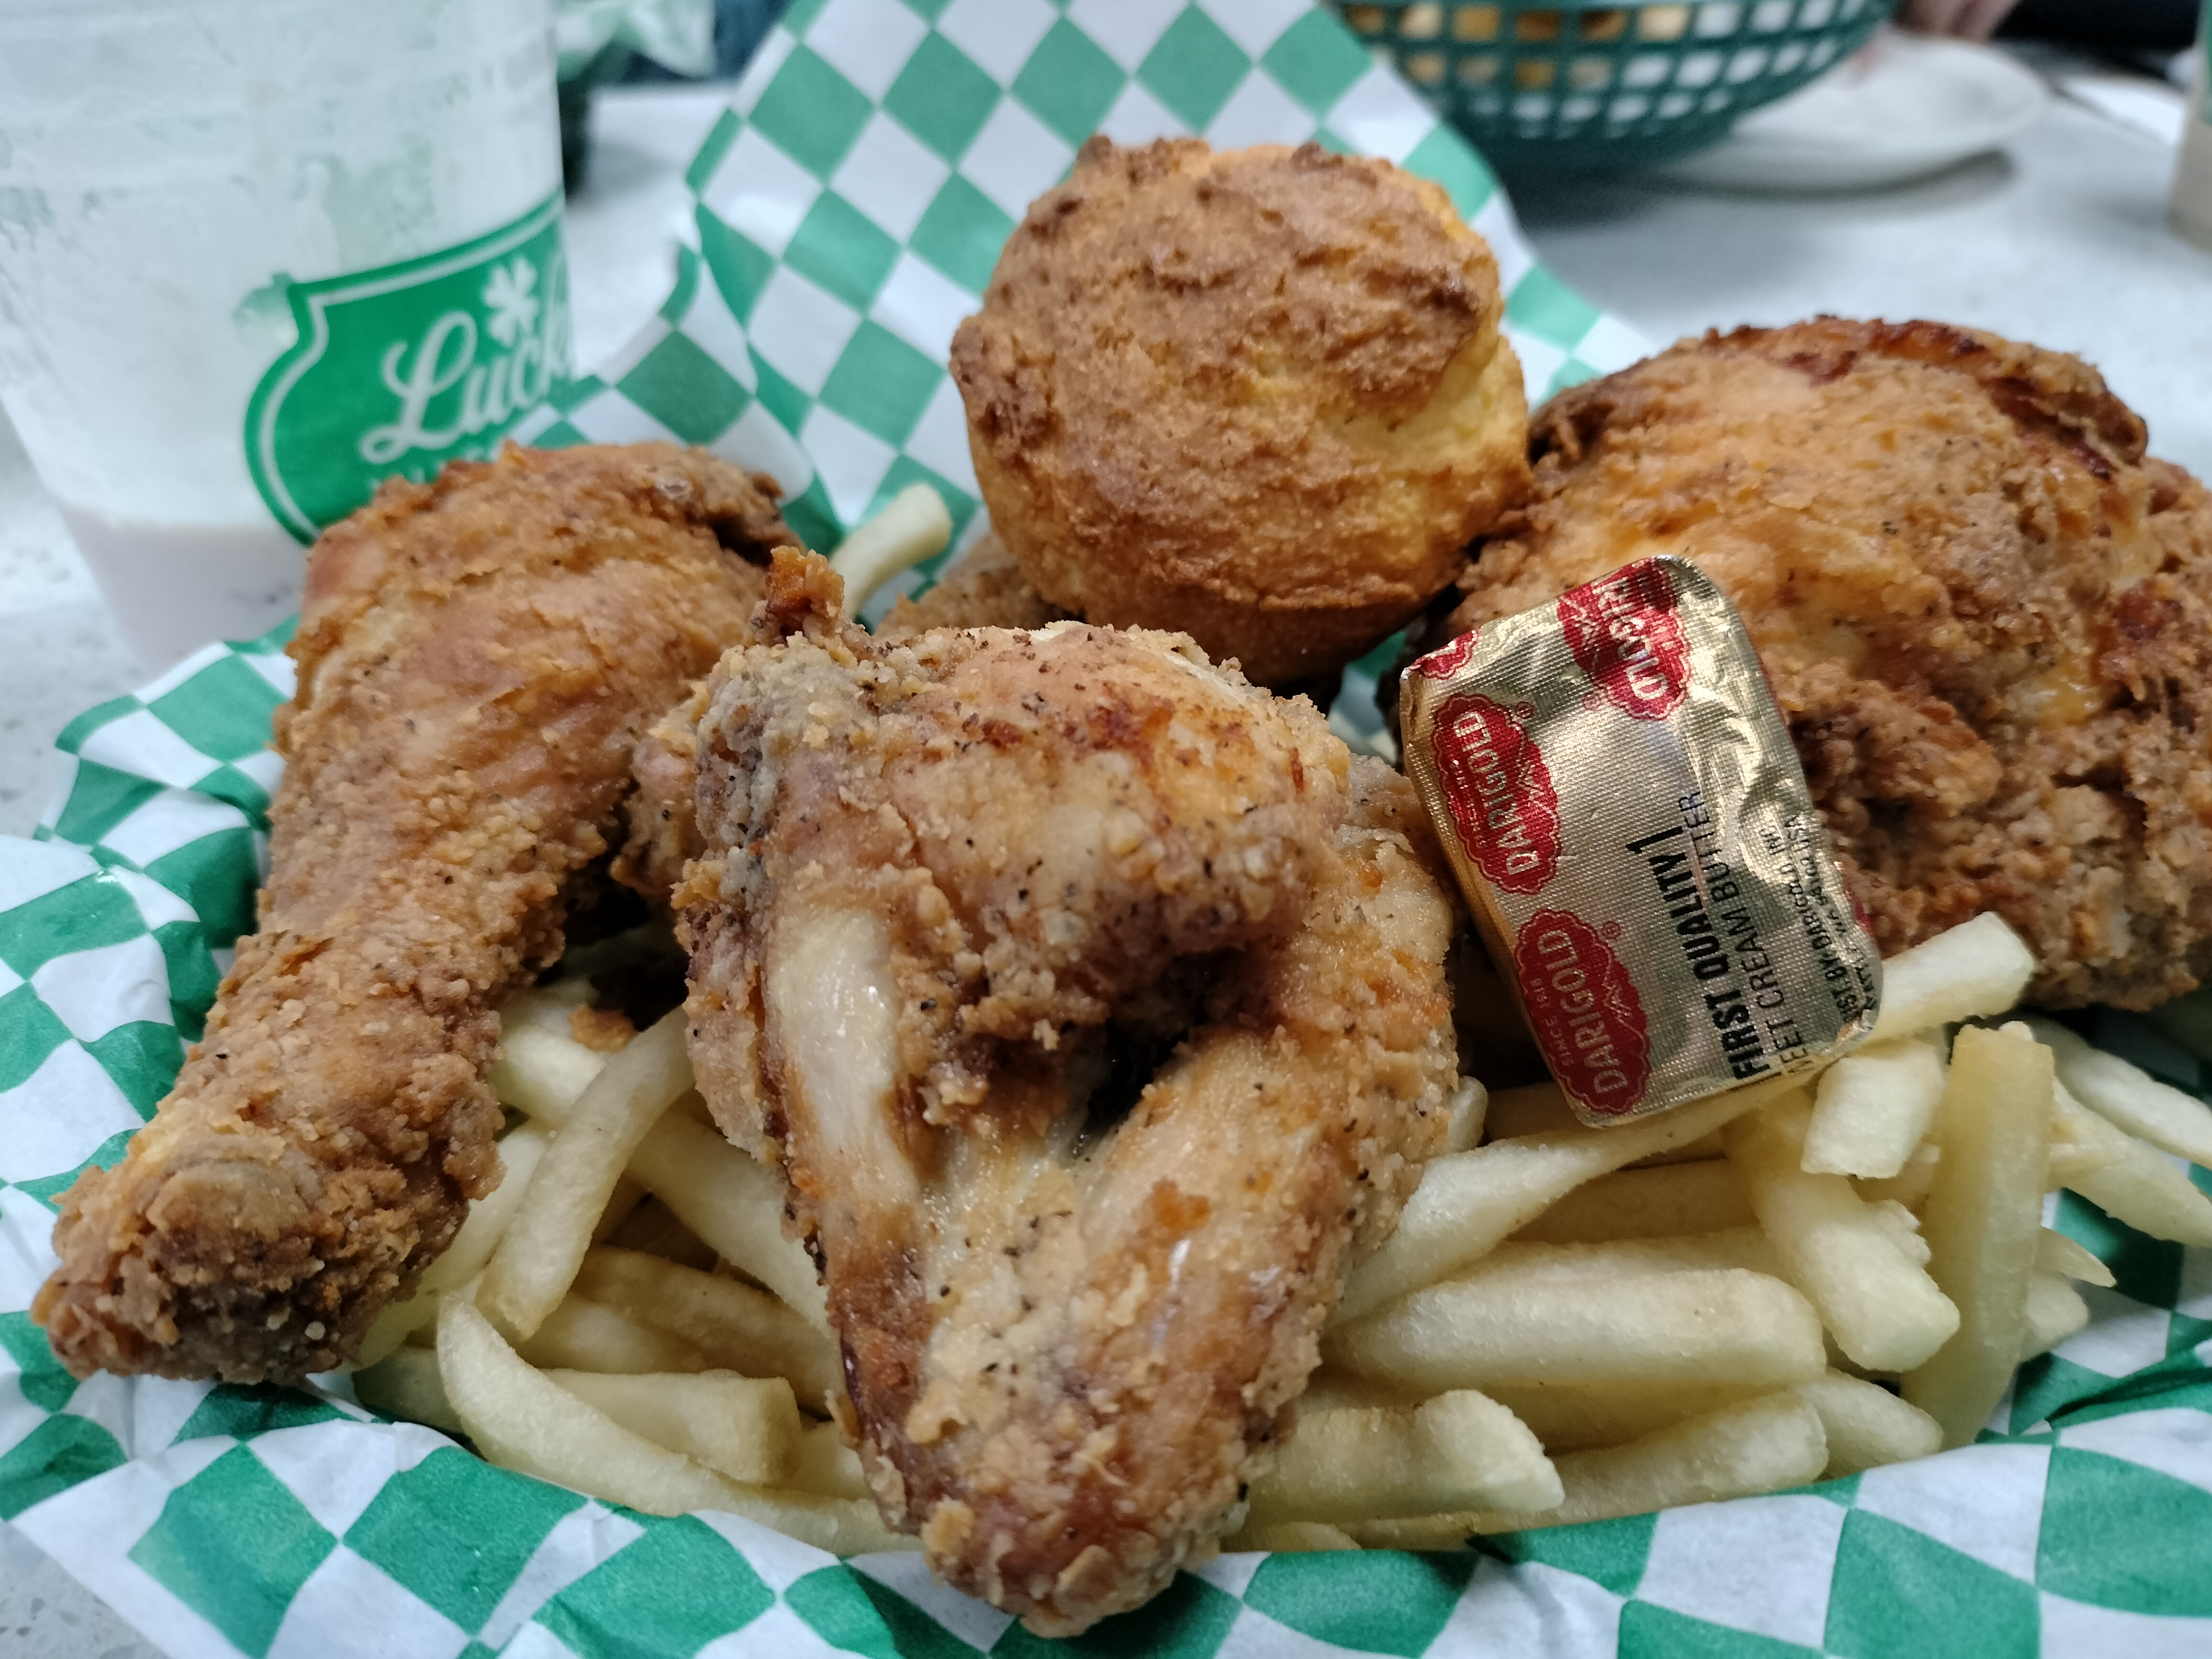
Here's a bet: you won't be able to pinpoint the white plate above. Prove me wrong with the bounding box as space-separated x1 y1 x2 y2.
1659 29 2051 193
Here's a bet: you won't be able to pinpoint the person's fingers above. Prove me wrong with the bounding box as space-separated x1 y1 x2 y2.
1956 0 2021 42
1897 0 1972 34
1898 0 2020 37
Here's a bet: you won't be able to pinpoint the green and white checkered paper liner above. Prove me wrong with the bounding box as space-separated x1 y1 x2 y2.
10 1 2212 1653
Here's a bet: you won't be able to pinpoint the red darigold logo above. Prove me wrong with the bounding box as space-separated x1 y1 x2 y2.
1432 693 1560 896
1514 910 1652 1117
1413 629 1480 680
1558 560 1692 721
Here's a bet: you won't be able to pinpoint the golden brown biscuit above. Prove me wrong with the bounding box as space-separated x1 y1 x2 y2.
951 137 1528 687
1427 318 2212 1010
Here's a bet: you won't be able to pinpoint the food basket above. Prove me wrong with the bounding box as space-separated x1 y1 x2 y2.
5 4 2211 1657
1329 0 1899 170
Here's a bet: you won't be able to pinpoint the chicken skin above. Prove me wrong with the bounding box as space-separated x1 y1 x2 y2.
676 552 1458 1633
614 533 1076 906
35 444 792 1382
1429 320 2212 1008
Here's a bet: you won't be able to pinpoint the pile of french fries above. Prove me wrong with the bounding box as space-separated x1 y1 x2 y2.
353 911 2212 1559
351 979 907 1556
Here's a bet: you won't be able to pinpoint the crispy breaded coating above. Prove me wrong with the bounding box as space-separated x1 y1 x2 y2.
951 137 1528 688
613 686 711 911
1432 319 2212 1008
613 537 1070 900
875 533 1069 641
34 444 792 1382
678 553 1457 1633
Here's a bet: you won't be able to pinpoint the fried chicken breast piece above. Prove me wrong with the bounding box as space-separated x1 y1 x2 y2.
33 443 793 1383
678 552 1457 1633
952 136 1527 688
1428 320 2212 1008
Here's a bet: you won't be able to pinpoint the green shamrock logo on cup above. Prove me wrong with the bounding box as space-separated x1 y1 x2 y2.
483 256 541 347
245 194 572 542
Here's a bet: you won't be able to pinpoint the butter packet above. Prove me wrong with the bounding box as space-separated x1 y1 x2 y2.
1402 555 1881 1124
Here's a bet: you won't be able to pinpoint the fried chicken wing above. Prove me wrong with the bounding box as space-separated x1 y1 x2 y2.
1429 320 2212 1008
614 532 1060 906
34 444 792 1383
678 552 1457 1632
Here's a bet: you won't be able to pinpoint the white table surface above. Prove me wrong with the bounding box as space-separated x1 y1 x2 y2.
3 54 2208 1659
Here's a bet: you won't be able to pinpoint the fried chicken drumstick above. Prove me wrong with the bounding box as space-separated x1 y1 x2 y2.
676 553 1458 1633
34 443 792 1383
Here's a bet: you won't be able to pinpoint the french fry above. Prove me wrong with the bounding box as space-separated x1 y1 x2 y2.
1904 1025 2052 1448
1511 1159 1753 1244
2051 1081 2212 1246
1246 1391 1561 1524
1327 1268 1825 1395
1728 1095 1958 1372
1226 1522 1361 1553
432 1126 553 1291
708 1487 917 1557
2036 1227 2114 1288
1863 1199 1931 1266
2047 1123 2124 1190
2027 1016 2212 1170
1869 912 2035 1043
1337 1078 1794 1322
442 1294 740 1514
787 1420 870 1501
827 482 952 618
1456 1229 1781 1285
513 1296 709 1375
1473 1381 1768 1452
356 1294 445 1371
354 1125 553 1369
1483 1084 1722 1167
571 1248 841 1409
2020 1272 2090 1362
1792 1371 1941 1477
1443 1077 1489 1155
480 1012 694 1340
354 1344 463 1437
491 1000 610 1128
1801 1034 1947 1178
1348 1393 1828 1547
542 1370 800 1486
627 1112 830 1330
1854 1141 1939 1210
438 1298 908 1552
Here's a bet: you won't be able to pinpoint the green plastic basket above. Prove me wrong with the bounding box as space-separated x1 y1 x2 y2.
1330 0 1900 172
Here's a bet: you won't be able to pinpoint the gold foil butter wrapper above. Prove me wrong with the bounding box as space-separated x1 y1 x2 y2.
1401 555 1881 1126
